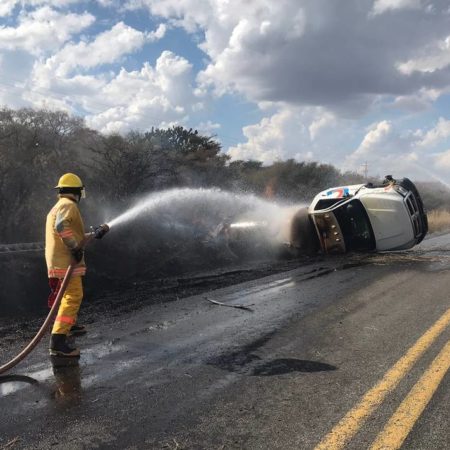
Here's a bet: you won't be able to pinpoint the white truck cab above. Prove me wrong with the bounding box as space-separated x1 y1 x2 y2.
308 177 428 253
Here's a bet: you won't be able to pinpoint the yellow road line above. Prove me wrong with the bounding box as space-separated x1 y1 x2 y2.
369 339 450 450
314 308 450 450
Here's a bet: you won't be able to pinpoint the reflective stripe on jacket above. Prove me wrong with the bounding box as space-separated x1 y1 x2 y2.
45 196 86 278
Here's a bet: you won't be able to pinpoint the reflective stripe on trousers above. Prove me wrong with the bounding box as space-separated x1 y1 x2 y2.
52 276 83 335
48 266 86 278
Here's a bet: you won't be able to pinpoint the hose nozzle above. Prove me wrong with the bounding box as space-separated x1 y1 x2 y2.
92 224 110 239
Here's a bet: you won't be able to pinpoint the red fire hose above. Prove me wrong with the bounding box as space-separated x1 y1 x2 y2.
0 264 75 375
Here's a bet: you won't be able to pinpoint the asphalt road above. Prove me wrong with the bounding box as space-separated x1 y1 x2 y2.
1 233 450 449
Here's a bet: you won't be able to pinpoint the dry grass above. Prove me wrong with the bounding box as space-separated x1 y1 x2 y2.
427 209 450 233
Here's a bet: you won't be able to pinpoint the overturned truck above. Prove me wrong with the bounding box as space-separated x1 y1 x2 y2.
291 176 428 254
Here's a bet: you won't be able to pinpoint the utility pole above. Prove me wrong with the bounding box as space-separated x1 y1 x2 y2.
362 161 368 181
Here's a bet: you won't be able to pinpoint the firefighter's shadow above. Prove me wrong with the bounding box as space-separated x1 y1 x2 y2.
251 358 337 376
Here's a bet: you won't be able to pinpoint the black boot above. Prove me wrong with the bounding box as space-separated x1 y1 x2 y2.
49 334 80 358
69 324 87 337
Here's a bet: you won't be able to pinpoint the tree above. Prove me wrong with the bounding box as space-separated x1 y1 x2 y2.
148 126 229 187
0 108 87 241
87 132 161 201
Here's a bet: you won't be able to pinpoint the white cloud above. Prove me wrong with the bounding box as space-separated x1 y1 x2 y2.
81 51 198 133
37 22 153 77
391 88 440 111
17 16 176 134
434 149 450 168
371 0 423 16
227 106 339 164
344 116 450 178
228 108 303 163
125 0 214 34
25 48 199 134
25 51 199 133
96 0 116 6
417 117 450 147
309 112 336 141
397 35 450 74
124 0 450 119
356 121 394 155
225 112 448 178
196 120 220 136
0 0 19 17
344 120 410 172
149 23 167 41
0 6 95 54
0 0 81 17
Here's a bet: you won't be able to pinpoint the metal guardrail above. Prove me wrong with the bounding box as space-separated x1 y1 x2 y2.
0 242 44 254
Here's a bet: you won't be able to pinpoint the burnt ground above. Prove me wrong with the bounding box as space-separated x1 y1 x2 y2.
0 252 322 358
0 217 302 318
0 234 449 449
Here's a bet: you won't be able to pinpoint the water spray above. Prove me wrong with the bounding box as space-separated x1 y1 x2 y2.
103 188 305 249
230 221 267 229
409 161 450 191
105 188 290 229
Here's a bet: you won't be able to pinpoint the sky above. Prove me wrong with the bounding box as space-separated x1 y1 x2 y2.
2 0 450 183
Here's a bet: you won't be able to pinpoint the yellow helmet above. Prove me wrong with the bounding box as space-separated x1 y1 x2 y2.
55 173 83 189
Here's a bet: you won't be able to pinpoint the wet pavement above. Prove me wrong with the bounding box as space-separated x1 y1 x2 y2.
1 234 450 449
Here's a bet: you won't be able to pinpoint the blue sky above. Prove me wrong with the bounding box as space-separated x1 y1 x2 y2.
1 0 450 183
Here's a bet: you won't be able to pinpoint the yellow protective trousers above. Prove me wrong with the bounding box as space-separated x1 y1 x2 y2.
52 276 84 335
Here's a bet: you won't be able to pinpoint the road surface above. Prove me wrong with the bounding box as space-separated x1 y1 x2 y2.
1 233 449 449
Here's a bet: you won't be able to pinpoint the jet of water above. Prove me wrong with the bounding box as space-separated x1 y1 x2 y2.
106 188 304 243
409 162 450 191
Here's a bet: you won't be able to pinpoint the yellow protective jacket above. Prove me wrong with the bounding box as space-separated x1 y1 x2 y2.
45 196 86 278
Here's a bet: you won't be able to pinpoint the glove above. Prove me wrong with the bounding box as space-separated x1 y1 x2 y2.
71 247 84 263
93 224 109 239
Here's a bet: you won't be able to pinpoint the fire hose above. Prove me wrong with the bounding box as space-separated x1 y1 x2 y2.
0 224 109 375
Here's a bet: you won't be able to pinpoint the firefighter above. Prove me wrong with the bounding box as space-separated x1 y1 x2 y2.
46 173 89 357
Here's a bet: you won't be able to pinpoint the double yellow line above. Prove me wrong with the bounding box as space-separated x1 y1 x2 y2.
315 308 450 450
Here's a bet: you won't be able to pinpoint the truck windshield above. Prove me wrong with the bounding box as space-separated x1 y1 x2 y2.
333 200 375 251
